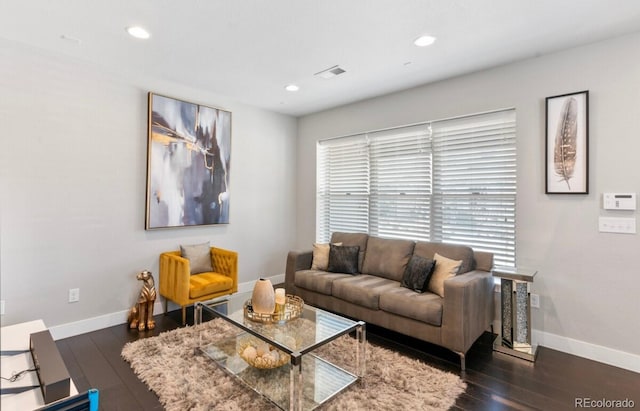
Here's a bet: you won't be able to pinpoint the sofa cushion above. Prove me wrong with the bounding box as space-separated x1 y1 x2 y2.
189 273 233 298
361 237 415 281
332 275 399 310
379 287 443 326
401 255 436 293
294 269 352 295
413 241 475 274
330 232 369 272
327 245 360 274
427 253 463 298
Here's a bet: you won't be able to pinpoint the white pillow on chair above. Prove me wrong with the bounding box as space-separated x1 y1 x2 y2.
180 242 213 274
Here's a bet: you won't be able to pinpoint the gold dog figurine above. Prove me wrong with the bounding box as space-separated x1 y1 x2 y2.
128 270 157 331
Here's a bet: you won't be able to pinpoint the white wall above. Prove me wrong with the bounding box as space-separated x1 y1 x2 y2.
0 38 297 330
297 32 640 371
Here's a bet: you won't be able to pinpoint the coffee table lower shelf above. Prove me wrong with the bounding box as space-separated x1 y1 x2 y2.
201 333 359 410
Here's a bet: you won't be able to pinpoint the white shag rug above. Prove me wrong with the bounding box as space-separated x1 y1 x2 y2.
121 319 465 410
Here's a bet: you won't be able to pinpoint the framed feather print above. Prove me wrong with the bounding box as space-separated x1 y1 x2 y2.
545 90 589 194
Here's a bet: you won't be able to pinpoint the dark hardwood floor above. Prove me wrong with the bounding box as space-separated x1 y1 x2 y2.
56 307 640 410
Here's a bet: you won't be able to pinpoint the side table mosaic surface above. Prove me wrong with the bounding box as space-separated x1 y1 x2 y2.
492 266 538 361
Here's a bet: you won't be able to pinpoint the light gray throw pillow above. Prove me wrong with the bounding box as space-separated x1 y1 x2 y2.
180 242 213 274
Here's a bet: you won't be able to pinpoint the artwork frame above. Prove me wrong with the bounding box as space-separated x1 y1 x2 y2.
145 93 231 229
545 90 589 194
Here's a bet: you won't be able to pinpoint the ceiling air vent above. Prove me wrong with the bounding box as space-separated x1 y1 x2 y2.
314 65 346 79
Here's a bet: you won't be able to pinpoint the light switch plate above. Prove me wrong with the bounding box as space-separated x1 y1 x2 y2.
598 217 636 234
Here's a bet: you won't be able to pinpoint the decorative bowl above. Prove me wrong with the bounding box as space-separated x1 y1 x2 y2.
237 337 290 369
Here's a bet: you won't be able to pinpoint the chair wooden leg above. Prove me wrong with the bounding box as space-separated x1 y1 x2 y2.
163 299 168 315
181 306 187 326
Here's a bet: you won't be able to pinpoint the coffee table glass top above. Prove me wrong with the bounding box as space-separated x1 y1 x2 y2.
223 301 360 355
195 292 366 410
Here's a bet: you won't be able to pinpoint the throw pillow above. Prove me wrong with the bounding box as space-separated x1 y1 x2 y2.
311 242 342 270
180 242 214 275
401 255 436 293
428 253 463 297
327 244 360 274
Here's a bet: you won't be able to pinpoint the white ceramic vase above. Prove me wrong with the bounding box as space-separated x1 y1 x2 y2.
251 278 275 313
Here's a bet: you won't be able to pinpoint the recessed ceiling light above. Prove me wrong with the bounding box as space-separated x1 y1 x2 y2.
414 35 436 47
126 26 150 39
285 84 299 92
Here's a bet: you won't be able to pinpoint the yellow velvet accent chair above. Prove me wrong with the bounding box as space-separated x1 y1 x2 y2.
159 247 238 324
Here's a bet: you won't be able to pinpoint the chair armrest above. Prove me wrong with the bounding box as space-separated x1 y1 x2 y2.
159 252 191 305
211 247 238 292
441 270 494 354
285 251 313 294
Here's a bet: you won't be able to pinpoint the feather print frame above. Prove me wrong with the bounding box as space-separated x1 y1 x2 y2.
545 90 589 194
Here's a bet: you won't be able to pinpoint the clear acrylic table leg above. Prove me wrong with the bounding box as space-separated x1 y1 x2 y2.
289 352 302 411
356 322 366 378
194 303 203 355
194 302 203 326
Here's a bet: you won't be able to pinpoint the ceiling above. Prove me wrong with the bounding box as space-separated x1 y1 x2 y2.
1 1 640 117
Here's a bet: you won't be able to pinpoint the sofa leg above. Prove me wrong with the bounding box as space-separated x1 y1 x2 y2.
459 354 466 372
181 306 187 326
163 299 168 315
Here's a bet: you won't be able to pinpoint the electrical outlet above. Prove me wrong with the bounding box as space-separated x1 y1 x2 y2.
0 300 5 315
530 293 540 309
68 288 80 303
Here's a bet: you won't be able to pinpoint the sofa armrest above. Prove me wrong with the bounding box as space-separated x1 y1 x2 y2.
159 251 191 305
211 247 239 293
285 250 313 294
441 270 494 355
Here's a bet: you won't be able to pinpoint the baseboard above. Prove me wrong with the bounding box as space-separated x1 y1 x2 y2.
48 273 286 341
50 275 638 375
48 302 166 341
492 320 639 374
533 330 640 374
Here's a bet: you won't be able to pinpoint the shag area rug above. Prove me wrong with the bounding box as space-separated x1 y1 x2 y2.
121 319 465 410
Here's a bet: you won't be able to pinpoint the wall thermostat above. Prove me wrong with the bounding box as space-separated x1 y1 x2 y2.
603 193 636 210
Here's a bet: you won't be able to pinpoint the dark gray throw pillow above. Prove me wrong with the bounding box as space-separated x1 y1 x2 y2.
401 255 436 293
327 244 360 274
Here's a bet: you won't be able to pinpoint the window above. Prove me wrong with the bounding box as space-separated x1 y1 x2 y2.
317 109 516 267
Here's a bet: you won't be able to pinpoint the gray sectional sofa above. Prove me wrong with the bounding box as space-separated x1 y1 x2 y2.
285 232 495 370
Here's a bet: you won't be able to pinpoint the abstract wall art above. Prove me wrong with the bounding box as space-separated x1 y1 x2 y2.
146 93 231 229
545 90 589 194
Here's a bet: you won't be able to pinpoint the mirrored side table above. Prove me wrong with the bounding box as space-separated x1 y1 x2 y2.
492 266 538 361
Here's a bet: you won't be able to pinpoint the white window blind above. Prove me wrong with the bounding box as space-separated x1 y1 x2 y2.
431 110 516 267
317 109 516 267
369 125 432 241
317 135 369 241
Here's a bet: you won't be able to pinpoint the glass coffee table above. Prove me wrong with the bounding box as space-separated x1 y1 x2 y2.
194 295 366 411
